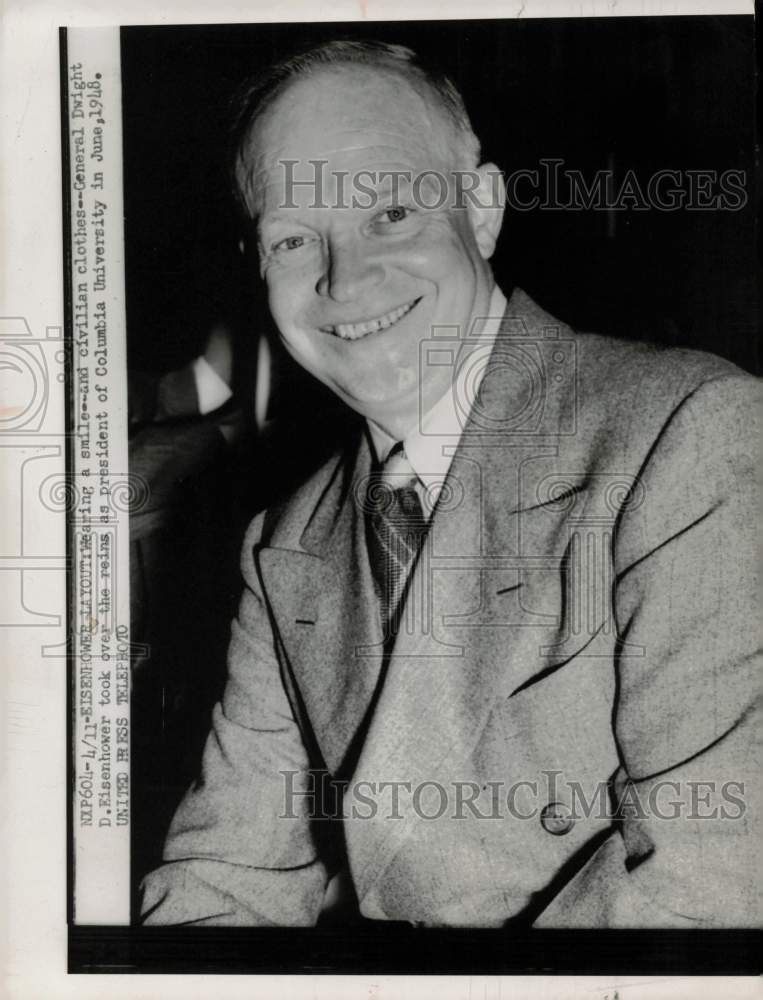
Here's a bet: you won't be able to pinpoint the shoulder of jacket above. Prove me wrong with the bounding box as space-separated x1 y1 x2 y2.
508 288 758 463
241 438 354 558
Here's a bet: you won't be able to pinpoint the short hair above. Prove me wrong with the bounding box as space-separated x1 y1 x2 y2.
229 38 481 219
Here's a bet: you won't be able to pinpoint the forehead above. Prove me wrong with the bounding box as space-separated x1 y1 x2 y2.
244 66 455 214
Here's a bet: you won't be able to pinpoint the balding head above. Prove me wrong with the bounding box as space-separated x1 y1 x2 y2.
231 40 481 220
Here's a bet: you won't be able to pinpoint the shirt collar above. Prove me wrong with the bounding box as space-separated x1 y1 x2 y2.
367 283 508 497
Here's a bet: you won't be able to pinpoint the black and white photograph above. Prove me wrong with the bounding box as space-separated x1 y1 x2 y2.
3 2 760 995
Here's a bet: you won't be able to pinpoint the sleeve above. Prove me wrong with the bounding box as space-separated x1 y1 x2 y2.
140 514 330 926
128 364 200 426
535 373 762 928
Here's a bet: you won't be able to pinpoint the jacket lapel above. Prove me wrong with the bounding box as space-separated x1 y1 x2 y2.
256 432 384 775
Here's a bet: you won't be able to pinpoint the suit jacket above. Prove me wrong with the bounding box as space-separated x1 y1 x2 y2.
141 288 761 928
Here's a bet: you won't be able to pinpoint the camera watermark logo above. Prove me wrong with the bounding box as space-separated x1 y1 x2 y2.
0 317 66 628
418 315 577 438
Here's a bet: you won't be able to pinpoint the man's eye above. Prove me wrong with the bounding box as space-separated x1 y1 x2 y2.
274 235 308 252
382 206 411 224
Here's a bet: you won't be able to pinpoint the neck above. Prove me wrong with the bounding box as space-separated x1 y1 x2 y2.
365 279 507 446
367 408 418 444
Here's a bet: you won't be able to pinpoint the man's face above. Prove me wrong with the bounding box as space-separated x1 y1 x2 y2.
247 66 503 439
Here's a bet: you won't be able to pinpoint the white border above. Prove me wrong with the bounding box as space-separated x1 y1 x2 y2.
0 1 755 997
66 25 131 925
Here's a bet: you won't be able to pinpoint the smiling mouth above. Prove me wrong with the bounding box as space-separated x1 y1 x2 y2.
323 298 421 341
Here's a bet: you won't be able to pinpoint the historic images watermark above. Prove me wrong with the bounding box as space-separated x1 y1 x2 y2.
280 769 748 823
272 158 747 214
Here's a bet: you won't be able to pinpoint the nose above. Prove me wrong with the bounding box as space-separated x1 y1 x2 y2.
316 236 384 303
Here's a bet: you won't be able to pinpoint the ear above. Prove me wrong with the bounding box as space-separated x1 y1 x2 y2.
463 162 506 260
238 232 268 280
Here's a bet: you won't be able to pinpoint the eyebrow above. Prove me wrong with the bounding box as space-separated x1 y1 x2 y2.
257 211 313 231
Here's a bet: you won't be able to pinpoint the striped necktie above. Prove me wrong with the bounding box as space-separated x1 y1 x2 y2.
366 443 427 644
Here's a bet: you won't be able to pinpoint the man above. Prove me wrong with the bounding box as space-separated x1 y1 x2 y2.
141 40 760 928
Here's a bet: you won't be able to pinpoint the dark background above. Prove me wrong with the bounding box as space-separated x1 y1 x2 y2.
120 15 759 964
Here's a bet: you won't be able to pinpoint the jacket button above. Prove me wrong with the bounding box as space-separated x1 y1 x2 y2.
540 802 574 836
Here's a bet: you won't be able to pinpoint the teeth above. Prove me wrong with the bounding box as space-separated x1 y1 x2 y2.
332 300 418 340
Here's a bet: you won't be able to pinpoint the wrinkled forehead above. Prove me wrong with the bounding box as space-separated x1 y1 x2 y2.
239 65 458 217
